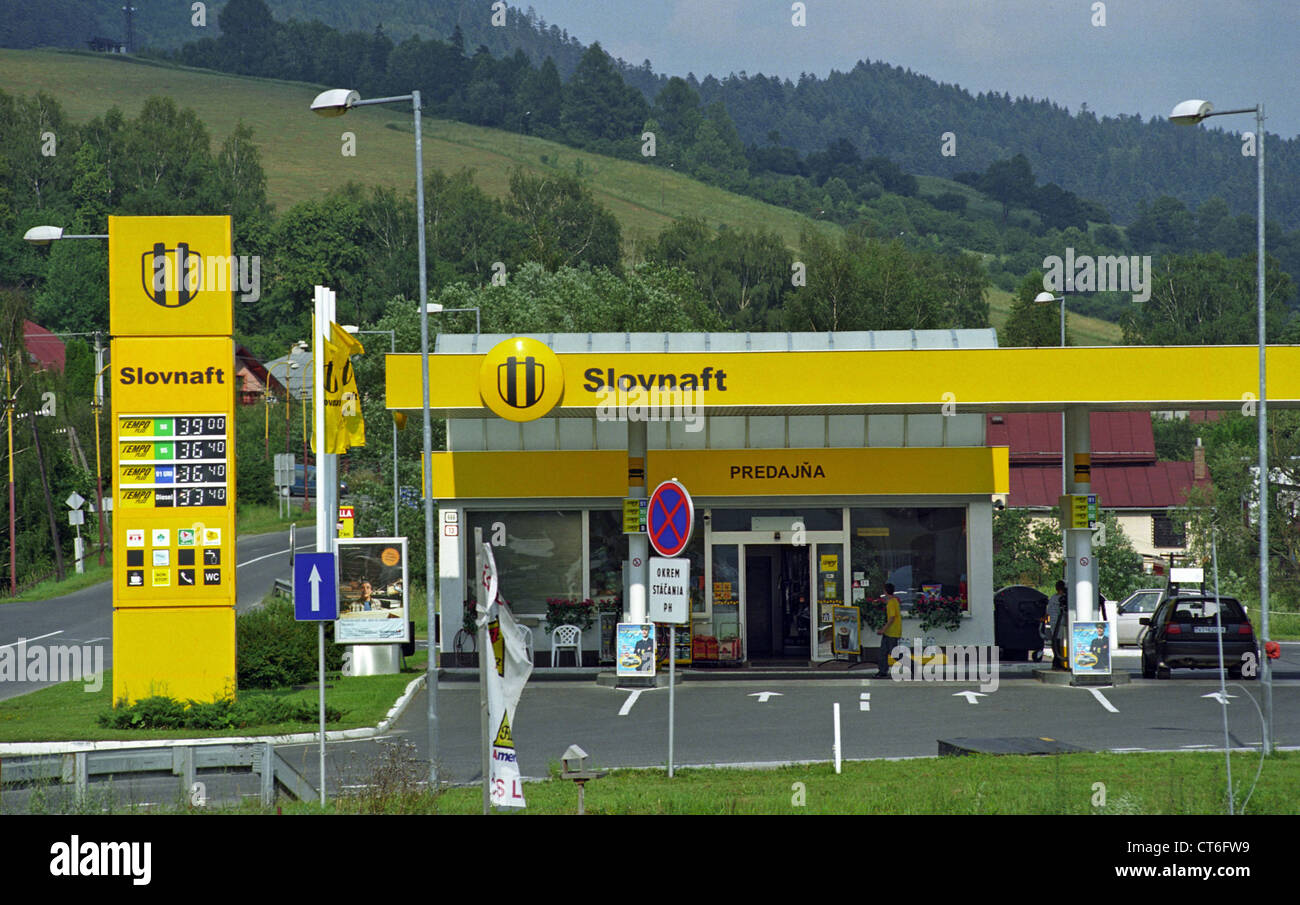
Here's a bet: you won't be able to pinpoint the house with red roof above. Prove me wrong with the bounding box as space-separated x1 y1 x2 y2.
987 411 1210 568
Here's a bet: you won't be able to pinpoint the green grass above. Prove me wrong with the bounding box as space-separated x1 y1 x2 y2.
1 556 113 604
0 50 837 252
1270 610 1300 641
0 668 420 742
235 502 315 536
238 750 1300 815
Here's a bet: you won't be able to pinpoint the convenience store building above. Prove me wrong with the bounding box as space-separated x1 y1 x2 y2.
386 331 1300 666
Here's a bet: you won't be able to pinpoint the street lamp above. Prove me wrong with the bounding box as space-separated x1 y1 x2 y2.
1170 97 1272 754
312 86 439 786
426 302 481 335
22 226 107 244
1034 292 1066 347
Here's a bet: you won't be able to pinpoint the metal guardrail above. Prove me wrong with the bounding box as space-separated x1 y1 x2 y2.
273 577 293 599
0 741 316 806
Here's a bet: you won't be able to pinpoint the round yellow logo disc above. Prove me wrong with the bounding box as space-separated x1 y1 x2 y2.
478 337 564 422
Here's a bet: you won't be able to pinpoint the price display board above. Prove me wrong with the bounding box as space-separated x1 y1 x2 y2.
112 356 237 608
118 415 230 510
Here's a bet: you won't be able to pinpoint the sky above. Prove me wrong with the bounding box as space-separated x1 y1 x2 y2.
521 0 1300 139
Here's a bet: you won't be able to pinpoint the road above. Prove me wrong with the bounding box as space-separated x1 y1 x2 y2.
275 647 1300 796
0 529 310 701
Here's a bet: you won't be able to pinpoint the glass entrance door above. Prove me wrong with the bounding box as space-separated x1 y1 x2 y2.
744 544 812 660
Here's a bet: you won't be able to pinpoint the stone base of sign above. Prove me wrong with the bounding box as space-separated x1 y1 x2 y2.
1033 668 1130 687
596 672 671 689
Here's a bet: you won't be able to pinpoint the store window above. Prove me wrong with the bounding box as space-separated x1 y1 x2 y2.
467 510 583 614
695 544 741 662
849 508 968 614
588 510 623 602
814 542 845 660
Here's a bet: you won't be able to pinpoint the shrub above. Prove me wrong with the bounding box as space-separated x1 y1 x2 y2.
237 599 345 689
98 695 342 730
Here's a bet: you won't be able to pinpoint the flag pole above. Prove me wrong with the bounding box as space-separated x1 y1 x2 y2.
475 528 490 814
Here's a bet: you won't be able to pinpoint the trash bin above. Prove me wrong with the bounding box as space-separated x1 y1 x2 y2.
994 586 1048 662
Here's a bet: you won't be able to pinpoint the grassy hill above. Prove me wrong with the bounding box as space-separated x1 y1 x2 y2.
1 50 1127 344
0 50 837 253
986 287 1123 346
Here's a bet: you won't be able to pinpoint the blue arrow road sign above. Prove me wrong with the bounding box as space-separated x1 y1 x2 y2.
294 552 338 621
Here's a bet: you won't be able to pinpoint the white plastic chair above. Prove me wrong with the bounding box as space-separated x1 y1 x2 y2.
518 624 535 665
551 625 582 667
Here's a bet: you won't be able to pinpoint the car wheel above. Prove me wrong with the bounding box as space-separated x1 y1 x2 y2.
1142 652 1155 679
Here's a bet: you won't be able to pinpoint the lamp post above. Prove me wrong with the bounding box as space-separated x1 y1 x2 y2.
22 232 112 568
344 327 400 536
1034 292 1066 347
1170 97 1272 754
311 87 439 785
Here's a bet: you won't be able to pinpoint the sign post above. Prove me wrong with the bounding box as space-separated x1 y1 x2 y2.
294 551 338 805
647 479 694 779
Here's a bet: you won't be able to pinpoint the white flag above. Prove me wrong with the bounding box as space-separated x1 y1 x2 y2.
481 543 532 808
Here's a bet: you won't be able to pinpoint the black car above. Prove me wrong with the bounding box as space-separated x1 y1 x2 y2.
1140 595 1258 679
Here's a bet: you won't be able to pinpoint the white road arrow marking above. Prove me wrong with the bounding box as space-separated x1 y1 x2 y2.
1202 692 1236 705
1089 687 1119 713
309 564 322 612
953 690 986 704
749 692 783 703
618 689 642 716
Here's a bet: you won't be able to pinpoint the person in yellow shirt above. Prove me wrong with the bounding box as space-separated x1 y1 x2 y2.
876 583 903 678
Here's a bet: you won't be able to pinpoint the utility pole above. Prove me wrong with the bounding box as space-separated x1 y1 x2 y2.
122 4 136 54
29 409 65 581
5 350 15 594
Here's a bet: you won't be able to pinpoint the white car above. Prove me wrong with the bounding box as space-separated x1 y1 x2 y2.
1115 588 1165 646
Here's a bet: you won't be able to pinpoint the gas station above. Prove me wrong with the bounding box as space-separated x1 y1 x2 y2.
388 332 1300 670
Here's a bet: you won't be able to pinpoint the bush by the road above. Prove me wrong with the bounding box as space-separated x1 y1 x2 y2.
237 599 345 689
98 695 342 730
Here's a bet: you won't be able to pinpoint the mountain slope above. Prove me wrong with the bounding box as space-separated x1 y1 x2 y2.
0 50 835 251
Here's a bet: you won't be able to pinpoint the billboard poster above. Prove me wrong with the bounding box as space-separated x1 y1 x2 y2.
616 623 656 677
335 537 409 644
1071 621 1111 675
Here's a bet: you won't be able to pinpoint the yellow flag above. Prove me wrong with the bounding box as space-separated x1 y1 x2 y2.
313 322 366 454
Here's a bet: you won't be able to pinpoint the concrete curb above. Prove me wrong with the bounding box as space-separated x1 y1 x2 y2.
0 673 428 757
